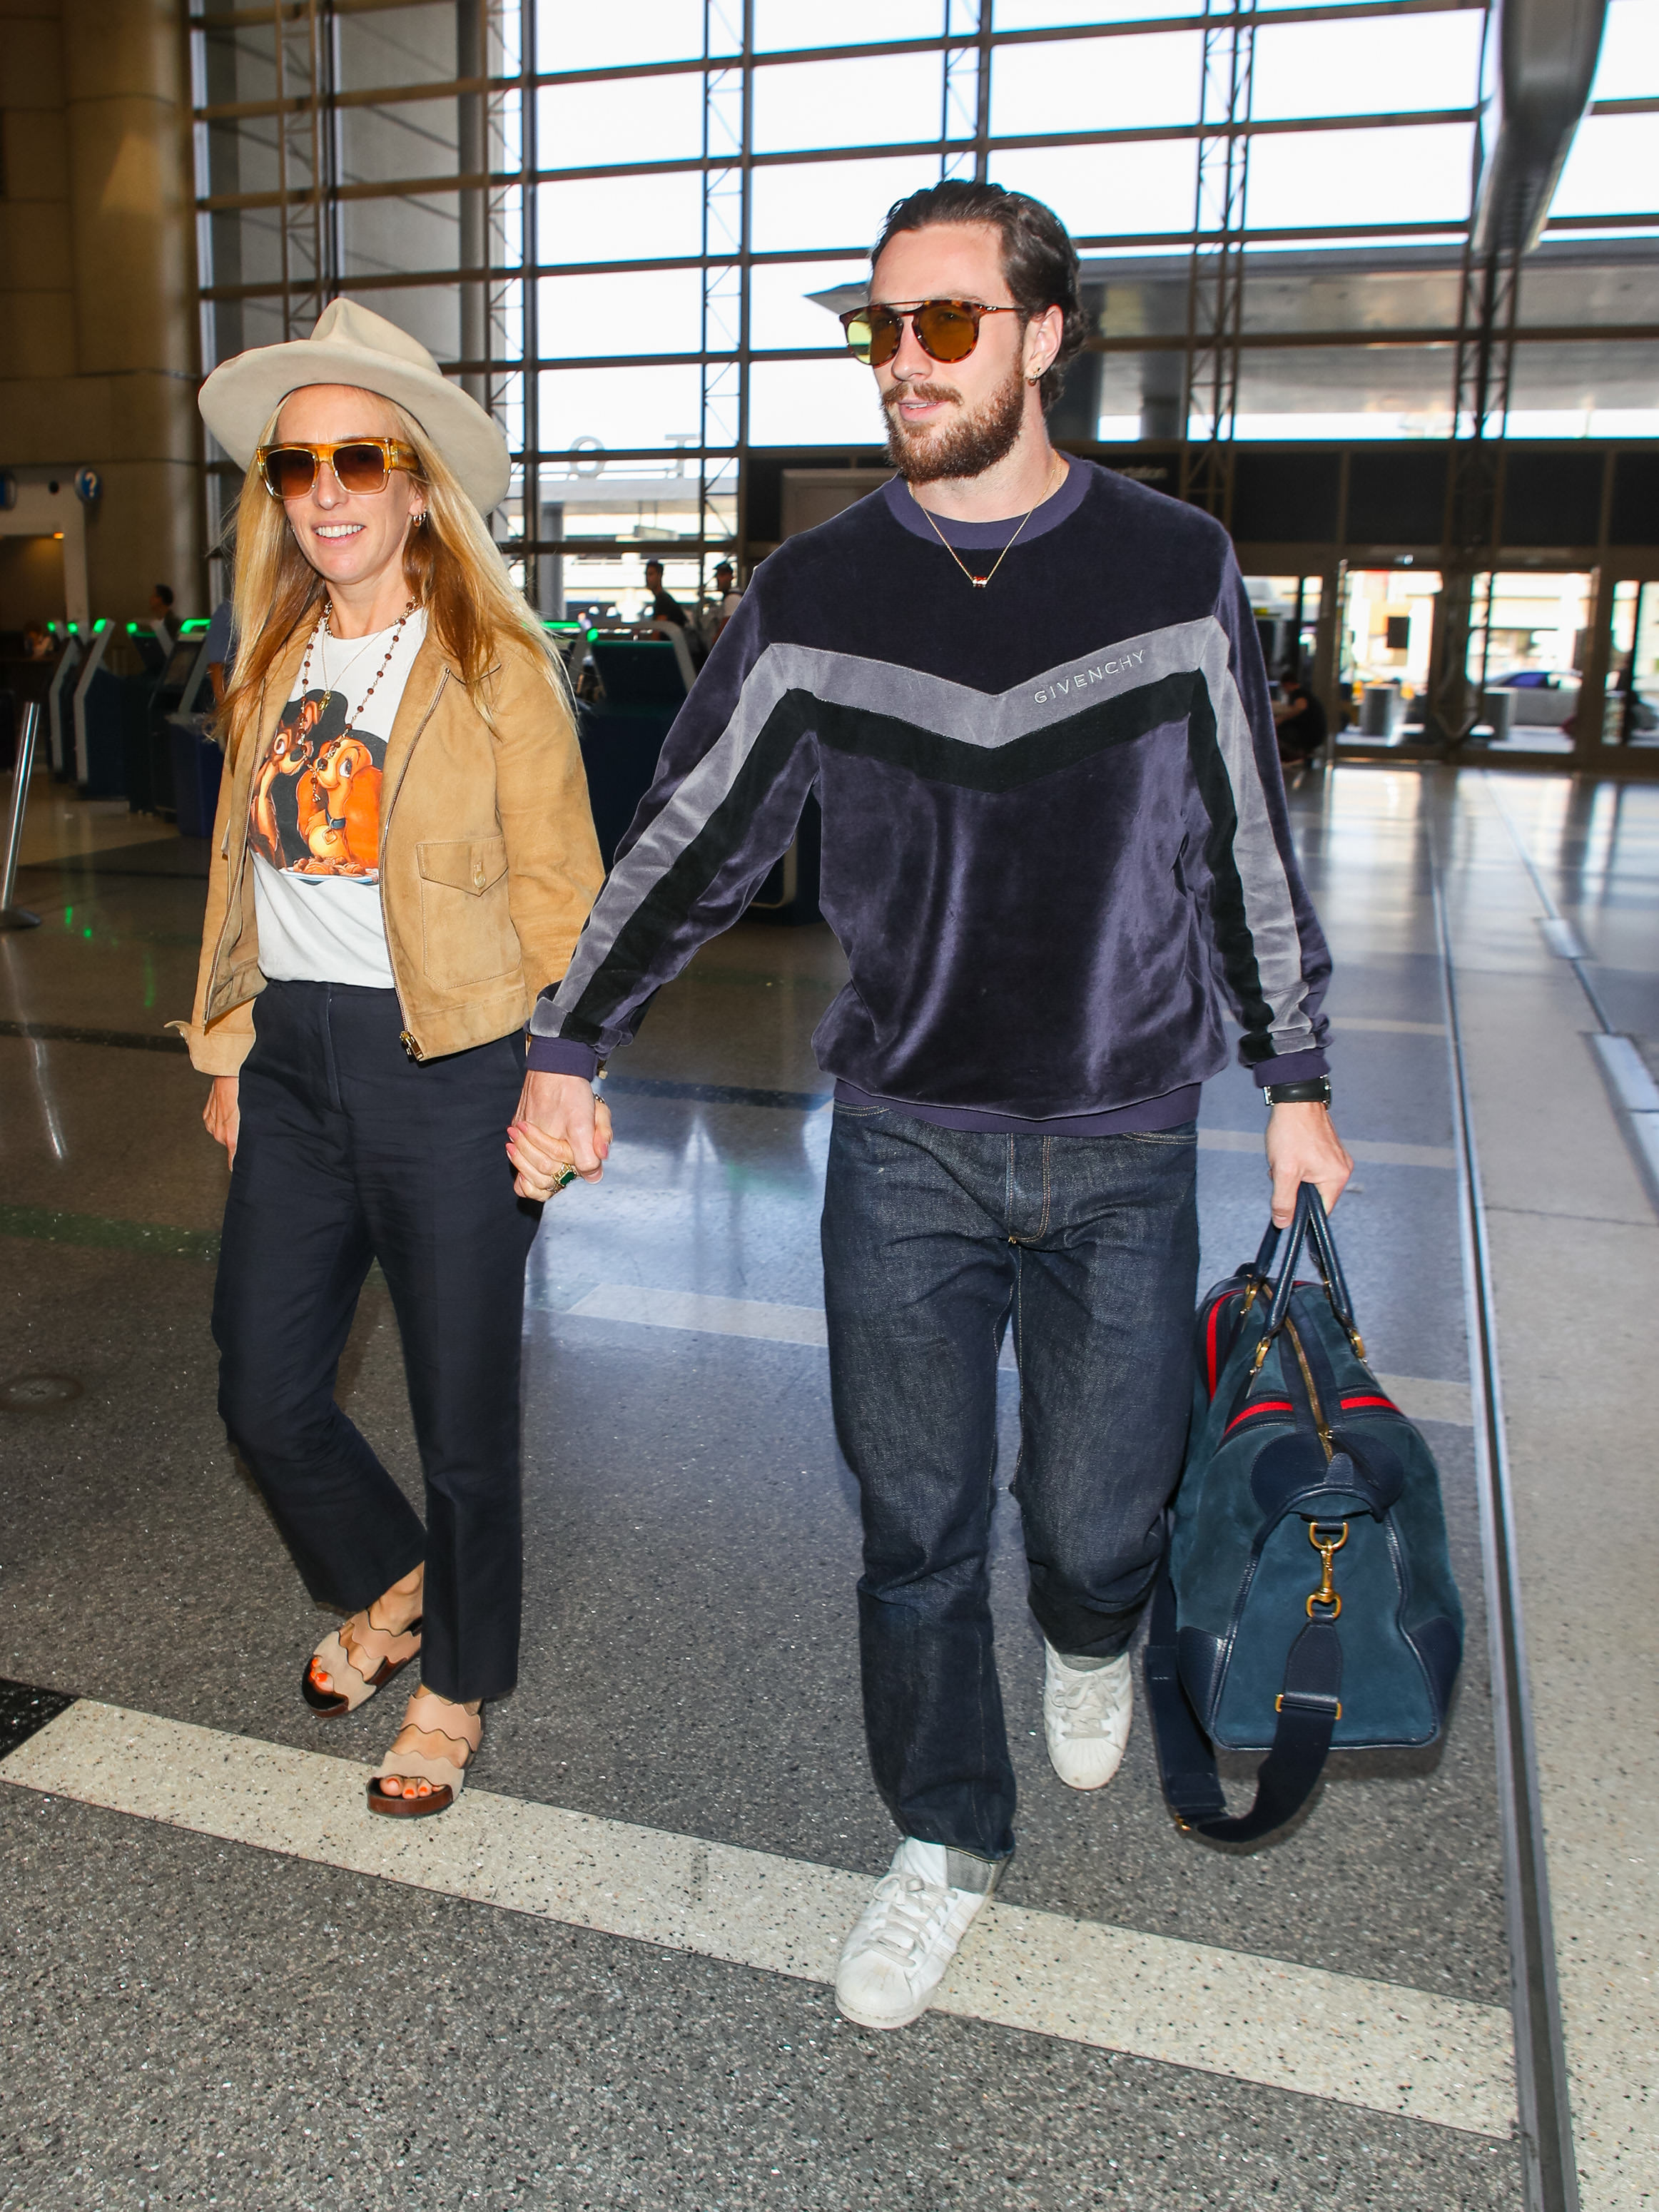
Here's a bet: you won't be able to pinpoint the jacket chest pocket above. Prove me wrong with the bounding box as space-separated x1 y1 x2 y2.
416 836 519 991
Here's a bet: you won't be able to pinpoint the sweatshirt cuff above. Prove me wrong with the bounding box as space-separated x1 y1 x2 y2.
525 1035 602 1079
1251 1046 1331 1088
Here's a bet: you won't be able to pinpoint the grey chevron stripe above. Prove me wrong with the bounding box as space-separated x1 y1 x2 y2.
539 621 1316 1058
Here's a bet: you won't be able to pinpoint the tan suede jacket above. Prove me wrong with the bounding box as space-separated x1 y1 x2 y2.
175 622 604 1074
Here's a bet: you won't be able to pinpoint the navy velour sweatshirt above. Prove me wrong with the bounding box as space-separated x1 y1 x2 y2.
529 460 1332 1129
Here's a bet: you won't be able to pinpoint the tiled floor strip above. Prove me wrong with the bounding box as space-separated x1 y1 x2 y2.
1 1699 1513 2140
559 1285 1476 1426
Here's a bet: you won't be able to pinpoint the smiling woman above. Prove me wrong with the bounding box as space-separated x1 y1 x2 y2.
176 297 605 1827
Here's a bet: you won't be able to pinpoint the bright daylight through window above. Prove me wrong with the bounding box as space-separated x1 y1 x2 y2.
191 0 1656 724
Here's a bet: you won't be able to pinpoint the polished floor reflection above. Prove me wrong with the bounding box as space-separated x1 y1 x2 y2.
1 764 1654 2211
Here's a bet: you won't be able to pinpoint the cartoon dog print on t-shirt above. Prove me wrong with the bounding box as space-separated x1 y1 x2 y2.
248 689 387 880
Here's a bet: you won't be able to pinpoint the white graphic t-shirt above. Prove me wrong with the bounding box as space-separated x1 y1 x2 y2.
249 608 428 988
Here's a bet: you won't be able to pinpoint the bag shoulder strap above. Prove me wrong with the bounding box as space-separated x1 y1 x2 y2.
1143 1574 1345 1846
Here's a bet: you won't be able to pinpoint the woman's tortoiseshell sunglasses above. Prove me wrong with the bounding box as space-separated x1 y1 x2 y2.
256 437 420 500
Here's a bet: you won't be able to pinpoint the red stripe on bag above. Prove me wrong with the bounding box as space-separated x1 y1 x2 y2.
1340 1394 1397 1411
1224 1399 1293 1435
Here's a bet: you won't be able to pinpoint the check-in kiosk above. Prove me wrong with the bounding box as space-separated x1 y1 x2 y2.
163 619 225 838
569 629 819 920
46 627 83 779
573 636 689 868
160 619 215 719
71 619 123 796
118 622 174 810
123 619 212 816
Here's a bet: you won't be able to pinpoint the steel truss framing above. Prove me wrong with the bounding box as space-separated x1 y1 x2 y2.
272 0 337 339
1181 0 1255 519
188 2 1658 608
1425 233 1524 745
699 1 746 588
458 0 529 572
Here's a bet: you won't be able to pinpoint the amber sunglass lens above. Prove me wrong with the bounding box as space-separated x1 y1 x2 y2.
332 442 391 493
846 312 902 367
265 447 319 499
915 303 978 362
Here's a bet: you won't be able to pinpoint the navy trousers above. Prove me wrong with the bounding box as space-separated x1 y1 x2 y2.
213 980 538 1703
821 1105 1199 1862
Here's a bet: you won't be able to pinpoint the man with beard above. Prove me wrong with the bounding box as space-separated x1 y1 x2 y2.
514 181 1350 2029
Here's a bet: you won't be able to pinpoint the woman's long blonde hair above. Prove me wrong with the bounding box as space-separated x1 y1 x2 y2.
218 389 563 749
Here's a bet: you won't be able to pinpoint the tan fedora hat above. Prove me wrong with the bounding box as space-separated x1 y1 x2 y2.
198 297 511 515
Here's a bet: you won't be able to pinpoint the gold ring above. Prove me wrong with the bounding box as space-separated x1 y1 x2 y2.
549 1166 577 1194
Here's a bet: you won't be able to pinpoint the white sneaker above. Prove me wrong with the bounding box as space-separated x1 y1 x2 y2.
1042 1644 1133 1791
834 1838 993 2031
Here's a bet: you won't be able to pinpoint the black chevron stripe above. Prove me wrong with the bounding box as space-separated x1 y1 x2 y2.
808 669 1199 791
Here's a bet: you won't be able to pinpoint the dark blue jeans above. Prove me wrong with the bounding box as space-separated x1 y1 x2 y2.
821 1106 1199 1864
213 980 539 1704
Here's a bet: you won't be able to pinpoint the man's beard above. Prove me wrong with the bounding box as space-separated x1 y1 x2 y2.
882 363 1028 484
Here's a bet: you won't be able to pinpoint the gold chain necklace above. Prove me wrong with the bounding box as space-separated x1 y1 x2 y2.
298 597 417 723
910 455 1063 588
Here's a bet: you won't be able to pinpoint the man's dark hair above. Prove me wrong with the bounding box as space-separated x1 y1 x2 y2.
153 583 175 607
870 181 1088 415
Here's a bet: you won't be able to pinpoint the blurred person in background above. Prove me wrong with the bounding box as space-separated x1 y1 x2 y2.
1274 670 1327 783
150 583 179 643
201 596 236 706
705 559 742 649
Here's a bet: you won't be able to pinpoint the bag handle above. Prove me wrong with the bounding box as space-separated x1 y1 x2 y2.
1143 1573 1344 1845
1264 1182 1358 1341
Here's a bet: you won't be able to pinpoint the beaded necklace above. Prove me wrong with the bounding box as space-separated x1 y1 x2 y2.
298 596 418 725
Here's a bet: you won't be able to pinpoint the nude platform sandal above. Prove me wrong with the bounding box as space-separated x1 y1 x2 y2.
366 1688 482 1819
302 1608 423 1716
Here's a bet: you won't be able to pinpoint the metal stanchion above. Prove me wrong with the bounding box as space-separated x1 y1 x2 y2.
1 701 43 930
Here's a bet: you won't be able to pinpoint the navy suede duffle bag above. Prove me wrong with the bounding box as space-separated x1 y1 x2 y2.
1144 1182 1464 1847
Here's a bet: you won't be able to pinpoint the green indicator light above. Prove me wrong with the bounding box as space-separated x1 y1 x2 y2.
179 619 210 636
64 907 73 927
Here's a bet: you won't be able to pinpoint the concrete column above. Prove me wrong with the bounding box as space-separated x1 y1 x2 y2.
0 0 203 622
61 0 201 615
0 0 76 387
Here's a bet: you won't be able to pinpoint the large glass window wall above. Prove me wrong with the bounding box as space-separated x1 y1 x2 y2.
191 0 1658 622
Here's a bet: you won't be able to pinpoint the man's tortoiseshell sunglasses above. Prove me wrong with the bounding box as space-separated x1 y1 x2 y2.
256 437 420 500
838 299 1023 368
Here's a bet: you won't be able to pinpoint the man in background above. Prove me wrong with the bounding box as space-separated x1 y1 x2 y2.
706 559 742 648
640 559 689 634
149 584 178 644
1274 669 1328 783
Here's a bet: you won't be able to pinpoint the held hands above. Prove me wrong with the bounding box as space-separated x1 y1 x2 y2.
1265 1100 1353 1228
507 1070 612 1202
203 1074 240 1167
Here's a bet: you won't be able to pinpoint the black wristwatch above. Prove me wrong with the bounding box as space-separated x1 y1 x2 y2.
1262 1076 1332 1107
